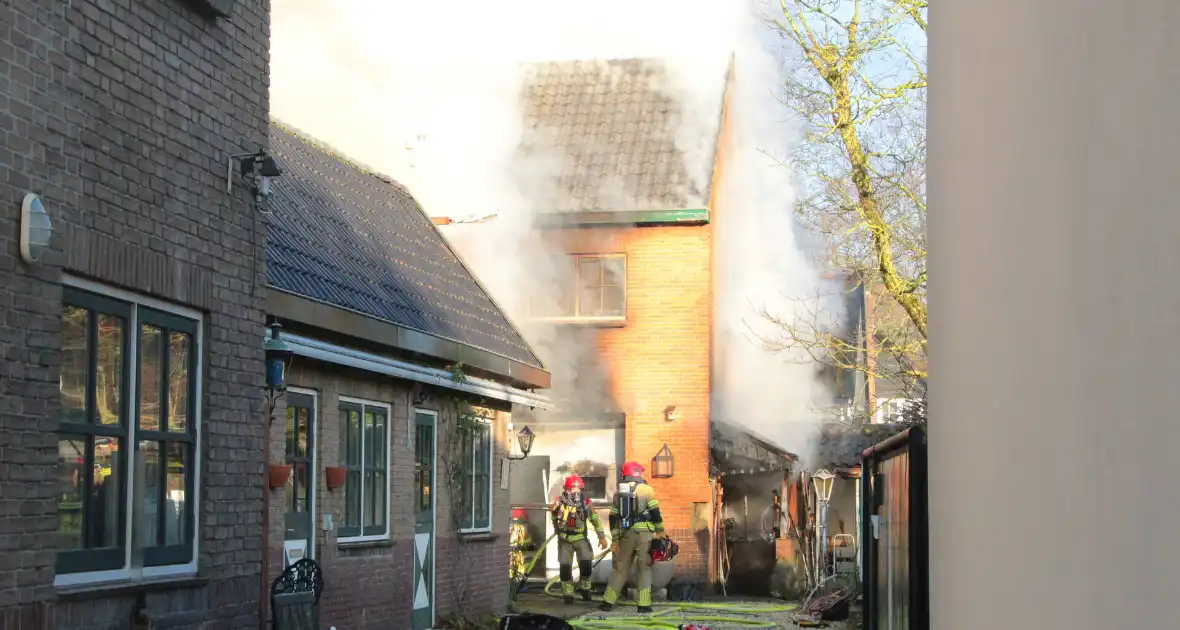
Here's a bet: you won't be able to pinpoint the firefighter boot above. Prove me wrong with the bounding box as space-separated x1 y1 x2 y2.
599 585 618 611
578 560 594 601
636 587 653 614
560 564 576 604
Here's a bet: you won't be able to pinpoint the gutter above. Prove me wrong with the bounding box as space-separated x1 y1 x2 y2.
267 287 551 390
279 332 553 409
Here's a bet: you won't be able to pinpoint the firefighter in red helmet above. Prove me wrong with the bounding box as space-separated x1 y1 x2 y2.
509 508 533 581
601 461 665 613
551 474 608 604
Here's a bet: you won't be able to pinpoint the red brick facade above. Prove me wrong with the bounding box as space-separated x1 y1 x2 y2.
270 359 512 630
544 225 714 580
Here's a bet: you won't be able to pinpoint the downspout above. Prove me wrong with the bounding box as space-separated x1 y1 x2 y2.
259 405 279 630
260 467 270 630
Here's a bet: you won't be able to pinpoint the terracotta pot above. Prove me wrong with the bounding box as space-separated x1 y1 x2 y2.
325 466 348 491
267 464 292 490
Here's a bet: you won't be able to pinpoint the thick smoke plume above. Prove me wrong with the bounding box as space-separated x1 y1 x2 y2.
269 0 842 463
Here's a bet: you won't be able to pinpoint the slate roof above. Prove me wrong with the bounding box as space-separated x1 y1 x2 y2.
266 120 545 370
520 58 726 213
816 423 912 469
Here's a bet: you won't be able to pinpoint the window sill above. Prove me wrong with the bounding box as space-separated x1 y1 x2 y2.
57 574 208 602
337 538 394 550
458 531 500 543
529 316 626 328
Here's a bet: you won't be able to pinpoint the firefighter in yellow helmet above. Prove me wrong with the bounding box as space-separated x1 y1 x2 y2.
600 461 665 613
551 474 608 604
508 508 533 581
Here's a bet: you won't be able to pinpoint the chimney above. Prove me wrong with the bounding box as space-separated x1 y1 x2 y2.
431 217 452 226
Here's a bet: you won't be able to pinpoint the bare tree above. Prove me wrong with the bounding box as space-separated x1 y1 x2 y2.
763 0 927 410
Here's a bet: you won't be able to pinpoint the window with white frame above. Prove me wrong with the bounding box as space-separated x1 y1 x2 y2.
530 254 627 321
57 283 200 579
457 419 493 532
338 399 390 540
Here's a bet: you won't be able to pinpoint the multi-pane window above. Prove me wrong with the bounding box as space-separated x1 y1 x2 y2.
57 285 199 577
457 420 493 532
339 399 389 540
532 254 626 319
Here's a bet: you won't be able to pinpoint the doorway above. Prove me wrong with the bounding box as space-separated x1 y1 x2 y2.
284 389 317 564
412 410 437 630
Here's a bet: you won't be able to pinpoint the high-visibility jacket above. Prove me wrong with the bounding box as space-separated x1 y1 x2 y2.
550 493 605 542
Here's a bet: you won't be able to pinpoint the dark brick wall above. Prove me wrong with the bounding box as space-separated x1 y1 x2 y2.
0 0 269 627
275 361 512 630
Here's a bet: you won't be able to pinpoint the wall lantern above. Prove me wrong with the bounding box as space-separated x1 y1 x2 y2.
227 150 284 208
263 321 294 415
19 193 53 265
663 405 677 422
508 425 535 461
651 444 674 478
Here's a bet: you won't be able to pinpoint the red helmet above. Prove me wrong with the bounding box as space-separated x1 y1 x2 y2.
563 474 585 492
621 461 645 478
511 508 527 520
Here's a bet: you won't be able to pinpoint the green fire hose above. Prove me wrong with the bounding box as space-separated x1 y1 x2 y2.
513 532 799 629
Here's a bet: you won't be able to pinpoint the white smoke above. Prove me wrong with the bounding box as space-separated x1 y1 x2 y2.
269 0 842 463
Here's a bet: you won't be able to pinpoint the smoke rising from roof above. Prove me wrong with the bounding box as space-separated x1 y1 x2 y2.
269 0 842 463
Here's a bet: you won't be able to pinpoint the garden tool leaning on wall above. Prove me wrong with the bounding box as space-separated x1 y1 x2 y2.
600 460 668 614
551 474 608 604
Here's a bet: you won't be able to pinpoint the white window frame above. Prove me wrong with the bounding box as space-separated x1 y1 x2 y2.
458 417 494 534
55 275 204 588
532 253 627 325
336 396 393 543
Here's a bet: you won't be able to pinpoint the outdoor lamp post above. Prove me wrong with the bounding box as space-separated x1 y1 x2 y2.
507 425 535 461
263 321 294 419
812 468 836 582
651 444 675 478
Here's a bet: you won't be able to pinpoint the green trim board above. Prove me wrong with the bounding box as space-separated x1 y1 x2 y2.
534 208 710 228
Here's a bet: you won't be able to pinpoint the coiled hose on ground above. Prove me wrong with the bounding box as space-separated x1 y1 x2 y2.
514 533 799 629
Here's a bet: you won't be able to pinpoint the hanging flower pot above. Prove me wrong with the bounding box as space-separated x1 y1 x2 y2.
267 464 292 490
325 466 348 491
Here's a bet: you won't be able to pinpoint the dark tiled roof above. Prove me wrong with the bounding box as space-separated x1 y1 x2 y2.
520 58 725 213
266 121 544 370
816 423 912 469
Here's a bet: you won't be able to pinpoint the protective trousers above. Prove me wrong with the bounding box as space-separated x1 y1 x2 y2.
602 529 655 607
557 537 595 597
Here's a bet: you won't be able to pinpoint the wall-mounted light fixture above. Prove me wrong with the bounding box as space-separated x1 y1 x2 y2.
227 150 284 210
507 425 536 461
412 385 430 406
663 405 677 422
263 321 294 420
652 444 674 478
19 193 53 265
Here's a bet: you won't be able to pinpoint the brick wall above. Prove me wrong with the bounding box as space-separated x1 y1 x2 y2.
275 359 512 630
546 224 714 580
0 0 270 627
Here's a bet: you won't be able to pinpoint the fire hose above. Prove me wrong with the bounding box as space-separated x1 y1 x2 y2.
515 534 798 629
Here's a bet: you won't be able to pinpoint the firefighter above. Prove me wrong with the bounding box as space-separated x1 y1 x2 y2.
550 474 608 604
601 461 666 614
508 508 533 581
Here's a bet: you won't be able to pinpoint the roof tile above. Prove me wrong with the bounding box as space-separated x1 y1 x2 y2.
520 58 725 213
266 121 544 370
